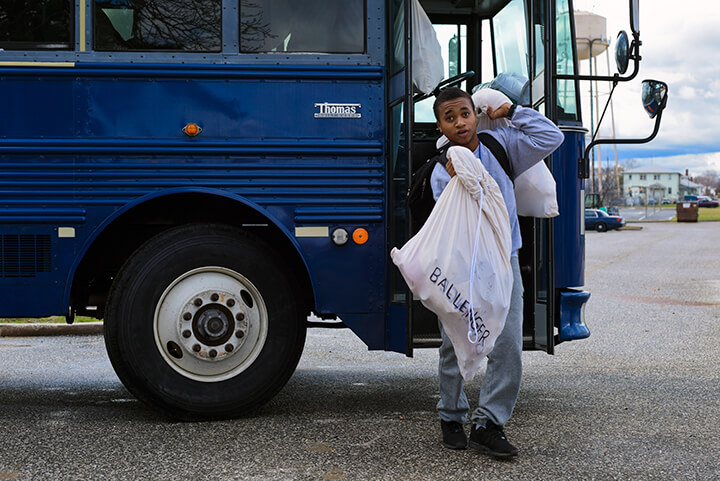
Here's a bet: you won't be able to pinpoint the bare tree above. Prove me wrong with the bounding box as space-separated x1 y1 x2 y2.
126 0 222 50
240 1 276 52
598 166 623 207
693 170 719 196
623 158 639 170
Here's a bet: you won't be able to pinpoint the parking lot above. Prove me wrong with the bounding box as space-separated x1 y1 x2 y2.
1 222 719 480
618 206 678 222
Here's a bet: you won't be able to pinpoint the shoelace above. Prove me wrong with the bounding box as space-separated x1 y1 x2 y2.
477 424 506 440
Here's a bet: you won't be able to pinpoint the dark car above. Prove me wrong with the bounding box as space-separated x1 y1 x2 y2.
697 196 719 208
585 209 626 232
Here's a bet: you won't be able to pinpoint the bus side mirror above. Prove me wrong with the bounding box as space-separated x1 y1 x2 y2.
615 31 630 74
614 1 639 76
630 0 640 35
642 80 668 119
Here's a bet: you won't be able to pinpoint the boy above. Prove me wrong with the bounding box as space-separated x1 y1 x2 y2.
430 87 563 458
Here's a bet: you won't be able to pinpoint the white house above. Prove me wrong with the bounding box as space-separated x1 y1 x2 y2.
623 165 700 203
680 177 703 198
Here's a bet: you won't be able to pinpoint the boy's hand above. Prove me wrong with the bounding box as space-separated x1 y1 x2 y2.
487 102 512 120
445 158 456 177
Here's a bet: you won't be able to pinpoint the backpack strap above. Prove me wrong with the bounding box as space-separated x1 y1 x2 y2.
435 142 451 166
478 132 513 182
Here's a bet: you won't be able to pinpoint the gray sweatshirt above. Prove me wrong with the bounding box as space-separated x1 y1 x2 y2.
430 106 564 254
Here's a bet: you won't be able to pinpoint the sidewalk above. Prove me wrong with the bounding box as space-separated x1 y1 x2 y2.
0 322 103 337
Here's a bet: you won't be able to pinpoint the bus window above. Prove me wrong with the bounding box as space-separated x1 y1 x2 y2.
493 0 528 80
389 0 405 74
414 24 467 123
530 0 546 107
239 0 365 54
555 0 579 122
0 0 73 50
94 0 222 52
480 19 494 84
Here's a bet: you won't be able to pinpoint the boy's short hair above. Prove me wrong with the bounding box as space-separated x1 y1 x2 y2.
433 87 475 120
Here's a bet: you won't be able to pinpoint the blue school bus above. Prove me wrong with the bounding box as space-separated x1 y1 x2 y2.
0 0 666 418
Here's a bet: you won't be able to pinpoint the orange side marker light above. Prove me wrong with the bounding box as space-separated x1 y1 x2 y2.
182 123 202 137
353 228 368 245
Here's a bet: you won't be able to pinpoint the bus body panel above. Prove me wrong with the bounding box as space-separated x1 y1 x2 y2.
553 128 586 289
0 65 390 350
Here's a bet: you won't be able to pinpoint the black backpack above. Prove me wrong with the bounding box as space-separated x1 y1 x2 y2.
407 132 511 233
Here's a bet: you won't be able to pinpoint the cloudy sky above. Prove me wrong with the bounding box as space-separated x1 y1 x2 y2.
573 0 720 175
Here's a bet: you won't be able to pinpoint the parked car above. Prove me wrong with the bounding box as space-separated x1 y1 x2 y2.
661 197 675 205
697 196 719 208
585 209 626 232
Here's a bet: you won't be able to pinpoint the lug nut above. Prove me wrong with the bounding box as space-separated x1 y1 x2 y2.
211 293 219 302
227 299 235 307
182 330 192 338
236 312 245 321
225 344 234 352
194 298 203 307
209 349 217 358
183 312 192 321
192 344 201 352
235 330 244 339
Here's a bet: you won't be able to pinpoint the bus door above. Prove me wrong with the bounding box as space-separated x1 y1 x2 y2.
391 0 563 356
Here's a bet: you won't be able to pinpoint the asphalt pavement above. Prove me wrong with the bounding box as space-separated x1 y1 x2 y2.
1 222 719 480
619 206 677 222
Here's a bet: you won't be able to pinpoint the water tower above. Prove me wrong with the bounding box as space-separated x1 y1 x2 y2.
574 10 619 198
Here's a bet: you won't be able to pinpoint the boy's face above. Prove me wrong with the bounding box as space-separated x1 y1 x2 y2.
436 97 479 150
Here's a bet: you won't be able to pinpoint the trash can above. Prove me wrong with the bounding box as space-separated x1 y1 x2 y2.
676 201 699 222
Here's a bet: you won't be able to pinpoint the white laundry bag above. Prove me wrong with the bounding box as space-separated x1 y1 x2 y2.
436 88 559 218
391 146 513 381
513 161 559 217
394 0 444 94
474 88 559 218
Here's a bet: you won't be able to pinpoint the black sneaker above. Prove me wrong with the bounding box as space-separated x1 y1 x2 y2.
468 420 518 458
440 420 467 450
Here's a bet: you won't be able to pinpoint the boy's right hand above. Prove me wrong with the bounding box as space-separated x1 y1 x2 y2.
445 158 456 177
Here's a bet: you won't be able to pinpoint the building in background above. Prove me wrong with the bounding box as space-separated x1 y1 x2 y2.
623 165 701 204
680 177 703 199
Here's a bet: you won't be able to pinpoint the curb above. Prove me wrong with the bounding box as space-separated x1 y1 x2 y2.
0 322 104 337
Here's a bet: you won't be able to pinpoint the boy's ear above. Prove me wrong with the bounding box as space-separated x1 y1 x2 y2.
436 120 442 132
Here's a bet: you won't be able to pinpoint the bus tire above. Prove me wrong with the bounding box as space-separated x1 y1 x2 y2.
595 222 607 232
104 223 306 420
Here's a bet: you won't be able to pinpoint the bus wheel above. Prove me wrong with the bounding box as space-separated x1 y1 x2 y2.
595 222 607 232
104 223 306 420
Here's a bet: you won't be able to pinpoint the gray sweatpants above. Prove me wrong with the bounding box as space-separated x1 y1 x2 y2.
437 255 524 427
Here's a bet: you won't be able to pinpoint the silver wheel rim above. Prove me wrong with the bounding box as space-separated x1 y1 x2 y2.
154 266 268 383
